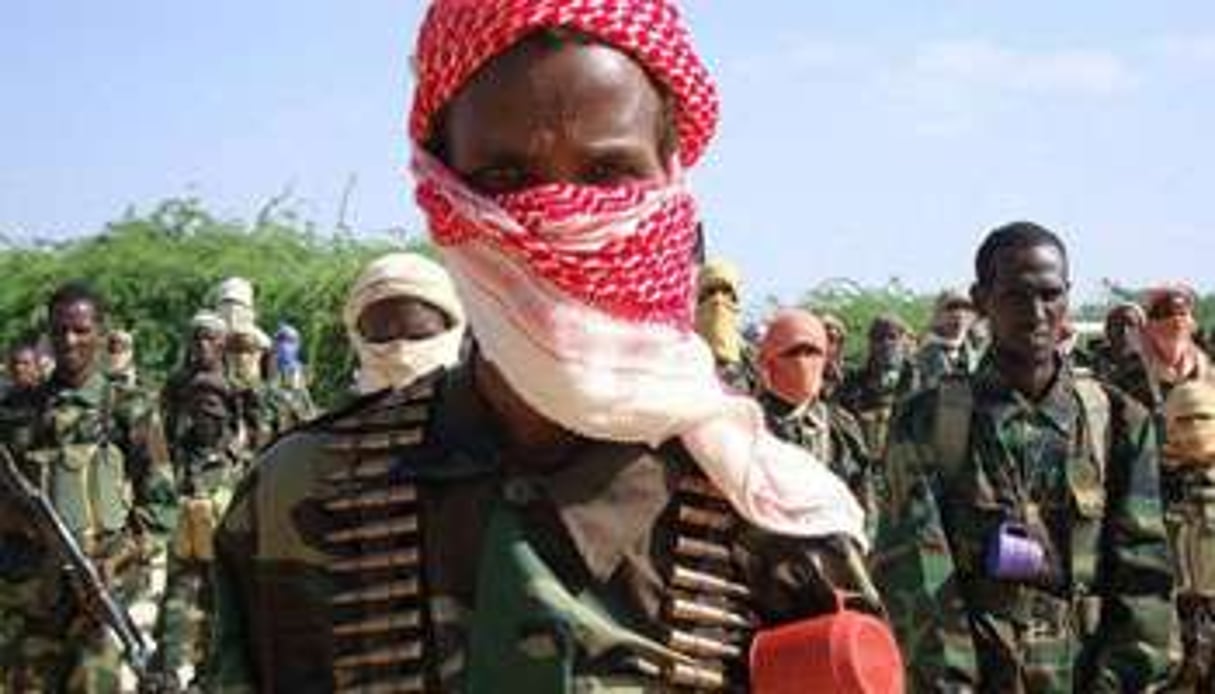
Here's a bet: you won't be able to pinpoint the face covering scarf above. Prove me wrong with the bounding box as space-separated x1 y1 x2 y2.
344 253 467 394
1144 314 1205 386
414 151 866 547
759 310 827 408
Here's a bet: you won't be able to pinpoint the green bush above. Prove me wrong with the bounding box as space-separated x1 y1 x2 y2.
0 198 419 406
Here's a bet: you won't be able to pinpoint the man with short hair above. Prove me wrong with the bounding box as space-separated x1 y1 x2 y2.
874 222 1173 691
1 282 177 692
915 289 980 390
837 314 917 457
0 340 45 455
210 3 889 690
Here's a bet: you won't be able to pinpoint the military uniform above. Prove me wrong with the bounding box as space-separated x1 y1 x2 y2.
914 338 979 393
0 386 41 458
758 392 876 538
235 379 315 452
153 372 252 687
209 366 878 692
0 372 176 693
873 359 1173 692
835 360 918 458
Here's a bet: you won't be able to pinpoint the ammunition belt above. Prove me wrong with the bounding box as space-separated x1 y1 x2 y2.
650 469 756 691
320 390 435 693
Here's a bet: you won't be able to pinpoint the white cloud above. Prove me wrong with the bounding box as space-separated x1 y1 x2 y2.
905 39 1138 96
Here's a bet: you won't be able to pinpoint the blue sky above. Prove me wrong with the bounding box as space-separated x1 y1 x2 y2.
4 2 1215 307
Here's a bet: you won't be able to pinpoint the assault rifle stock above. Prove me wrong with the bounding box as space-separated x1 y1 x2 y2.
0 446 157 685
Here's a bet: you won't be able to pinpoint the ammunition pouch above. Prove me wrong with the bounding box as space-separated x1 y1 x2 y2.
172 496 220 562
25 442 131 551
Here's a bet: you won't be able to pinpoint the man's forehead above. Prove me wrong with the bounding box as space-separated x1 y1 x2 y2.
991 244 1068 285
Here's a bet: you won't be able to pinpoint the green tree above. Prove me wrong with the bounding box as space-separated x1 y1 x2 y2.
0 198 420 406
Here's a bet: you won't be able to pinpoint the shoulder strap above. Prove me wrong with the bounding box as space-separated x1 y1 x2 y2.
1073 376 1110 478
933 376 974 481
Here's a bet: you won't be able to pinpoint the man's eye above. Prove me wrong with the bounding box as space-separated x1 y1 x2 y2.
470 165 531 194
582 159 644 186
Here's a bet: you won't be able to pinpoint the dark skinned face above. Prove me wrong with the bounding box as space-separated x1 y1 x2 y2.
357 297 450 343
190 328 226 371
974 244 1069 369
868 323 907 369
8 348 40 390
1105 307 1143 356
50 299 100 385
442 37 669 193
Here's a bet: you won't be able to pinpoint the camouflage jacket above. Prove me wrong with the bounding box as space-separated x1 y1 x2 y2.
758 392 876 536
0 386 42 458
209 366 879 693
836 360 918 456
914 338 980 394
873 359 1173 692
22 372 178 546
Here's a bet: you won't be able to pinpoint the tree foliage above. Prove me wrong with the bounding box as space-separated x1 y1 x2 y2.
0 198 415 406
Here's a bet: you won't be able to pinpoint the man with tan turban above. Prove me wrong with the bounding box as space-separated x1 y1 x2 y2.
343 252 466 395
209 2 891 691
695 257 756 393
757 309 875 535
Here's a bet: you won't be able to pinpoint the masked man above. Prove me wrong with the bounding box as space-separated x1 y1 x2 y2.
915 289 980 391
271 323 317 421
757 309 875 537
210 3 895 691
105 329 138 387
837 315 918 457
874 222 1173 691
1161 380 1215 688
696 258 756 393
345 252 466 395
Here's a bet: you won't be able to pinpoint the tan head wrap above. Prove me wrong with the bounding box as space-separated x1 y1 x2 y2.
343 253 465 393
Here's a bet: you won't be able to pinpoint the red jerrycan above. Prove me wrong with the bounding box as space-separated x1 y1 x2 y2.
750 592 904 694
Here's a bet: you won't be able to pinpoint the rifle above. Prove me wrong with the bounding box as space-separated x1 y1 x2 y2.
0 445 158 685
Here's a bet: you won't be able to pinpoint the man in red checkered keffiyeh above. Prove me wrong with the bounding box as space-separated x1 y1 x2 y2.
207 2 892 690
412 0 868 549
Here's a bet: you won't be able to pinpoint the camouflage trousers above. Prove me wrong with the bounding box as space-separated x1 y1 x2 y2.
1164 495 1215 692
152 555 214 688
0 536 148 693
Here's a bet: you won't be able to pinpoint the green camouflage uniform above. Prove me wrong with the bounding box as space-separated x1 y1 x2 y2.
836 359 918 459
1106 351 1215 687
153 371 252 688
235 380 315 452
873 358 1174 692
914 338 980 394
758 391 877 539
0 372 176 693
208 366 881 692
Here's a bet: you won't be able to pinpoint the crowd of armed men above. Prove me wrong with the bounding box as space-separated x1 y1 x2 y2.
4 1 1215 693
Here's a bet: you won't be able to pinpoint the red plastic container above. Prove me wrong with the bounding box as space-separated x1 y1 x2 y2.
750 594 904 694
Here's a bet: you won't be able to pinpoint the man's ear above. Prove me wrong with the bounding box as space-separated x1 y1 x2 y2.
969 283 989 318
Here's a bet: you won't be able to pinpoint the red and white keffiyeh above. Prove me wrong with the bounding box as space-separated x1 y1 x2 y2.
409 0 866 546
410 0 718 168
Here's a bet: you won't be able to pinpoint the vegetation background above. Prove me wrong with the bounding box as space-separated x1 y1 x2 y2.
2 199 1210 406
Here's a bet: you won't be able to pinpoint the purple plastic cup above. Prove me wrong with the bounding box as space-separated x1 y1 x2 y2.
985 521 1046 581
